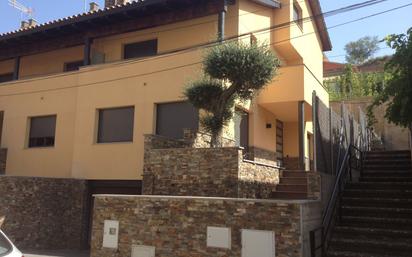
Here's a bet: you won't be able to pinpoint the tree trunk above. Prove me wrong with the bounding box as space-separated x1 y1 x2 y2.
210 132 219 148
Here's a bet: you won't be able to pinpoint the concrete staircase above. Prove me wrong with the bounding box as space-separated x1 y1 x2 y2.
327 150 412 257
271 170 309 199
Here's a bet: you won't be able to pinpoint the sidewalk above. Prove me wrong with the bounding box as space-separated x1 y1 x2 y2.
24 250 90 257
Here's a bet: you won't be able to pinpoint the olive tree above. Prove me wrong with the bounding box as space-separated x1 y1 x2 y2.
184 42 280 147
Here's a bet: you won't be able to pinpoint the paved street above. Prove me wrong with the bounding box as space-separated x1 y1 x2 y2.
23 250 90 257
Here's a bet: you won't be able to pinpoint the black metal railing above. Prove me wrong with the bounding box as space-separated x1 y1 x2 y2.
310 144 364 257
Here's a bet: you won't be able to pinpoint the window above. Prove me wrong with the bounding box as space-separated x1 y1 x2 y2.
0 232 12 256
293 2 303 28
123 39 157 60
64 60 84 72
28 115 56 148
97 107 134 143
0 73 13 83
156 102 199 139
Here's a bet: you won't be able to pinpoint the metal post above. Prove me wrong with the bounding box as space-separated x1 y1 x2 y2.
298 101 305 170
218 0 227 42
13 56 20 80
312 91 318 172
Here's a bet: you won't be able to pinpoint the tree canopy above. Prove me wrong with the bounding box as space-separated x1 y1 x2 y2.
184 41 280 147
345 36 380 64
370 28 412 129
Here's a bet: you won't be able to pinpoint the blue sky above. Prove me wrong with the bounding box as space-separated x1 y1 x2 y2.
0 0 411 63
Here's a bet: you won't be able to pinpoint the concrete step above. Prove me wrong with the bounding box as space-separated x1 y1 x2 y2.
346 182 412 190
328 237 412 256
366 150 411 156
362 171 412 177
343 189 412 199
276 184 307 192
281 170 307 178
360 176 412 182
279 177 307 184
364 159 411 165
363 164 411 171
270 191 307 199
333 226 412 241
327 250 401 257
342 197 412 208
340 216 412 230
341 206 412 219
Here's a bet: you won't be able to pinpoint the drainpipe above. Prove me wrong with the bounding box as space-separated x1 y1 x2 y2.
218 0 228 42
298 101 305 170
312 91 317 172
13 56 20 80
83 37 93 66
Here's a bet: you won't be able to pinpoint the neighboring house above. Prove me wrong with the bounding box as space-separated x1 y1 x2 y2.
0 0 330 189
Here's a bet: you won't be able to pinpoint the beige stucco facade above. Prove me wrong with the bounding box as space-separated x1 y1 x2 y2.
0 0 329 179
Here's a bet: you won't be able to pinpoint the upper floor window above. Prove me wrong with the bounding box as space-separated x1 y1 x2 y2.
0 73 13 84
293 2 303 29
97 106 135 143
123 39 158 60
28 115 57 148
64 60 84 72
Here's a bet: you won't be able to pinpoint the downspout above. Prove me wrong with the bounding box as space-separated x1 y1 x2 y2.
218 0 228 42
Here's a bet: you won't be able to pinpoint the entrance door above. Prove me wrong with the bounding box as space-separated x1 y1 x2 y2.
241 229 275 257
276 120 284 166
235 109 249 149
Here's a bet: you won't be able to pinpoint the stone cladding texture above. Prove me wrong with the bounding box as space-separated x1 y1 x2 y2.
0 176 88 250
91 196 302 257
0 148 6 174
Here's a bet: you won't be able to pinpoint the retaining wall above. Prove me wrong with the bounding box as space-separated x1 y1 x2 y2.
91 195 321 257
0 176 88 250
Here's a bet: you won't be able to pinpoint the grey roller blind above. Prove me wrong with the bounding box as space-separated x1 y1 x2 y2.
156 102 199 139
29 115 56 147
98 107 134 143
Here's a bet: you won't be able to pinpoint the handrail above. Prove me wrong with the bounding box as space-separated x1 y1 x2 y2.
310 144 363 257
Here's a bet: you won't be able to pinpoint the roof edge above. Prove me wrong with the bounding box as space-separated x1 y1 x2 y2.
307 0 332 52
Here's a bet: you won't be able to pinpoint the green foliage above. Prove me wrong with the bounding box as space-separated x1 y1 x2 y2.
184 41 280 146
325 64 386 101
345 36 380 64
370 28 412 129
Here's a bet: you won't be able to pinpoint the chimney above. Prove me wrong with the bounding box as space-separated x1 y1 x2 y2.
104 0 129 8
21 20 30 29
28 19 37 27
21 19 37 29
89 2 100 12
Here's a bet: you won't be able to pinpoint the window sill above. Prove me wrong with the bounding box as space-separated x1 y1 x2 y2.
24 146 55 150
94 141 134 145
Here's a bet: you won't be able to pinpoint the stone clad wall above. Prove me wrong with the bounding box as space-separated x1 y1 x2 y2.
0 176 88 250
91 195 303 257
143 147 240 197
143 146 280 198
238 160 280 198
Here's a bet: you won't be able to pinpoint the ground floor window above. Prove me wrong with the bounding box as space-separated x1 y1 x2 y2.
97 106 135 143
156 101 199 139
28 115 57 148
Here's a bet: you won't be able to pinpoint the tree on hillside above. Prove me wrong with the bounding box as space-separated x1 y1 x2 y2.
184 42 280 147
369 28 412 133
345 36 380 64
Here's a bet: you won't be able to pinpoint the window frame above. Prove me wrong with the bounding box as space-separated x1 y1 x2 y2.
96 106 135 144
122 39 158 60
293 2 303 29
27 115 57 148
